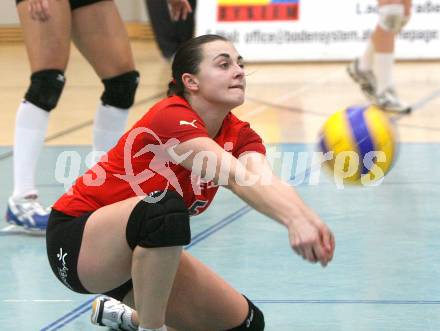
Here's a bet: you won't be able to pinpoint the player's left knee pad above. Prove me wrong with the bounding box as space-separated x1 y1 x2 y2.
226 296 265 331
24 69 66 112
126 191 191 249
101 70 140 109
378 4 408 33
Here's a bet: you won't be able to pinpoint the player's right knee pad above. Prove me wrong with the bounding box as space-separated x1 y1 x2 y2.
101 70 139 109
378 4 408 33
226 296 265 331
24 69 65 112
126 191 191 249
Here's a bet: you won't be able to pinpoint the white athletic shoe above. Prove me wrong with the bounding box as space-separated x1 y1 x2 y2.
5 193 50 233
91 296 137 331
347 59 377 101
374 87 412 113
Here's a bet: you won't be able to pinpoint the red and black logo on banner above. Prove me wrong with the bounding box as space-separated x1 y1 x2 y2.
218 0 299 22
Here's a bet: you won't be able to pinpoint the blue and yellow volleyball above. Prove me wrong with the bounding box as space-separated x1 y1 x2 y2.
319 105 396 184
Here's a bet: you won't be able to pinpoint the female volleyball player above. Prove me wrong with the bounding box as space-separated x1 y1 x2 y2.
6 0 192 232
46 34 335 331
347 0 412 113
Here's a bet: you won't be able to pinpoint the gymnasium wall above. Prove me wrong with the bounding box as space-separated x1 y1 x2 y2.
0 0 151 42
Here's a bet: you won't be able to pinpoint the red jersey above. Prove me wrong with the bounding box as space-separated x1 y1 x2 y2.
53 96 266 217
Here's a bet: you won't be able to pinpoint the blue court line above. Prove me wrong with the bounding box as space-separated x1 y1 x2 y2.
254 299 440 305
42 297 440 330
409 87 440 111
186 206 251 249
46 305 94 330
40 297 96 331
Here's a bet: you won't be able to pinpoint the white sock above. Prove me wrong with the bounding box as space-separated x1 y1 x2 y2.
138 326 167 331
359 39 375 72
93 103 129 153
12 101 50 198
374 53 394 94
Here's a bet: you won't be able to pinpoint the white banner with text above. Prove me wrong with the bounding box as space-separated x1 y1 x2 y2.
196 0 440 61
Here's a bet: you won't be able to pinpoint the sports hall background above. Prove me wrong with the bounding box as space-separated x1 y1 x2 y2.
1 0 440 330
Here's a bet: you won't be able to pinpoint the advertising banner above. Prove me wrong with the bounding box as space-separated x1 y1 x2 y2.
196 0 440 61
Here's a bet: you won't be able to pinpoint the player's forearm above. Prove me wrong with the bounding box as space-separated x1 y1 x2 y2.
228 175 305 228
174 139 307 225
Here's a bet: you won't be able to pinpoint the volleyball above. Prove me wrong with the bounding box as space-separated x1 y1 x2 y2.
318 105 396 185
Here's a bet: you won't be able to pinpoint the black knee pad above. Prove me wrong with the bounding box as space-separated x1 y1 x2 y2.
101 70 140 109
226 296 265 331
126 191 191 249
24 69 66 111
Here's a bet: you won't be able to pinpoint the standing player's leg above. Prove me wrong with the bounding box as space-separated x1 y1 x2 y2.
348 0 411 113
145 0 181 60
175 0 196 54
6 0 71 232
71 1 139 162
347 8 377 101
372 0 411 112
145 0 196 61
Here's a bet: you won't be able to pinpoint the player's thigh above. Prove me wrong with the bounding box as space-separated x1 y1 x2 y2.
165 252 249 331
17 0 71 72
71 0 135 79
77 196 142 293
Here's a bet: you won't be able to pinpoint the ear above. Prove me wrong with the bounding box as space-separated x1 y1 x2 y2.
182 73 199 92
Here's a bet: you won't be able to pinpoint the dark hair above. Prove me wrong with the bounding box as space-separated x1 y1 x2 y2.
167 34 228 97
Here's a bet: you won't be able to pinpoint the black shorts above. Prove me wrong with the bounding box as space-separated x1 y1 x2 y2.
46 209 133 301
16 0 111 11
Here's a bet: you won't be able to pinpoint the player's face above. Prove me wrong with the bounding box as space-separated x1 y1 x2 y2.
196 40 246 108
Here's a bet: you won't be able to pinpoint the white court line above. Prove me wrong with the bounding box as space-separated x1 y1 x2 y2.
0 224 45 236
3 299 74 303
410 87 440 111
0 225 17 232
241 69 344 120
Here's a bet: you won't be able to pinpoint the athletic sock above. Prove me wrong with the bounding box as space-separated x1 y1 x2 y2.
359 39 375 72
93 103 129 153
12 101 49 197
374 52 394 94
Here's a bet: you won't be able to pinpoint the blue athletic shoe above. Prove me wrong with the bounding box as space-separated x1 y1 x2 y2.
5 194 50 233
